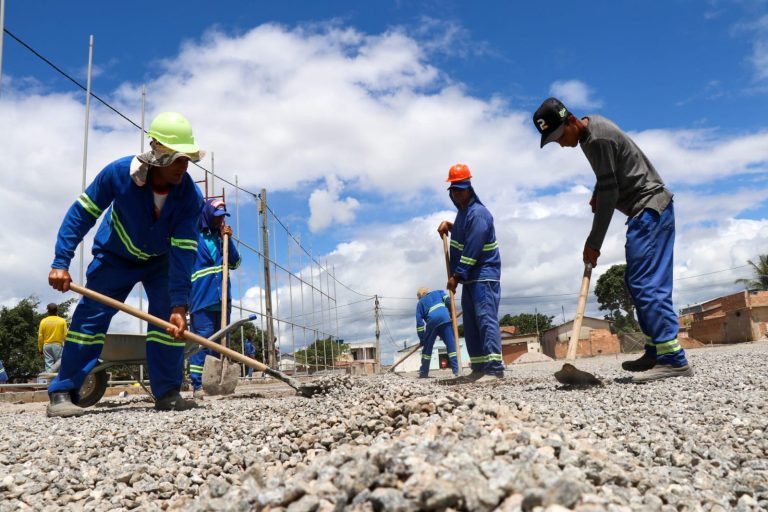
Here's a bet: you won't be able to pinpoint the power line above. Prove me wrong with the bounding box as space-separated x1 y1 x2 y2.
5 27 373 302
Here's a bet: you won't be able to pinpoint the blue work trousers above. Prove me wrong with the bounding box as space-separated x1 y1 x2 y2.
420 322 459 377
188 308 230 390
461 280 504 374
625 201 688 367
48 253 185 402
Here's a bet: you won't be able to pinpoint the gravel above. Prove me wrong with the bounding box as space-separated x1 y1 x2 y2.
1 342 767 511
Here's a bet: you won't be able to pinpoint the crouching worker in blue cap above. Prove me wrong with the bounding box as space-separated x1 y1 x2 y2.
188 199 241 398
415 287 460 378
47 112 205 417
437 164 504 383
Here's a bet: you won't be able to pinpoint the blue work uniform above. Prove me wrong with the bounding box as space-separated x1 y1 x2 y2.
48 156 203 402
188 200 241 390
449 188 504 375
415 290 459 377
244 339 256 378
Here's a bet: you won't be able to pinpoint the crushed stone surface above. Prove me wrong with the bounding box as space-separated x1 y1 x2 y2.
1 342 767 511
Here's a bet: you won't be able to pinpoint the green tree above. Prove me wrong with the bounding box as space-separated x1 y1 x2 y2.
294 336 350 370
735 255 768 291
0 297 76 381
499 312 554 335
594 264 640 334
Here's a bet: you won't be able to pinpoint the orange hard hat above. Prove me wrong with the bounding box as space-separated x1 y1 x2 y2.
446 163 472 183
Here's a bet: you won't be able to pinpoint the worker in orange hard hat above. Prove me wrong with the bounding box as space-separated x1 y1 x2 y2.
437 164 504 383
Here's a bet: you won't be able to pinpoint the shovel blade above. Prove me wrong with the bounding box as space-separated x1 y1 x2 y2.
202 355 239 395
554 363 602 387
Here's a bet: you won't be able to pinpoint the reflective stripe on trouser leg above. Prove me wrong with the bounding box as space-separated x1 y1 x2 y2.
625 202 687 367
48 254 136 402
143 258 185 399
468 281 504 374
188 310 220 390
420 330 436 376
461 285 485 373
436 322 459 373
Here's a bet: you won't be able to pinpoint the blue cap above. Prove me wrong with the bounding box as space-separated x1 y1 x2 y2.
448 180 472 190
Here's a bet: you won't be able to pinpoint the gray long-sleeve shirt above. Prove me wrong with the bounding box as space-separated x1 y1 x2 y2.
580 115 673 250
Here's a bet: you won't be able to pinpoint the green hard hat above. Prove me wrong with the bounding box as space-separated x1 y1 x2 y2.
147 112 199 154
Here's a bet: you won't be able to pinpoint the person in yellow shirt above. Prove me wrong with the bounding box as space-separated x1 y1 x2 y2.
39 303 67 373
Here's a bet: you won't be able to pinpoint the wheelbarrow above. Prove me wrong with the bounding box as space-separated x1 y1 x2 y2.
75 314 257 407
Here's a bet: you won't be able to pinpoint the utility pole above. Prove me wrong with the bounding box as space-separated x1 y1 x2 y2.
0 0 6 96
259 189 275 368
562 305 566 325
534 307 540 339
374 295 381 373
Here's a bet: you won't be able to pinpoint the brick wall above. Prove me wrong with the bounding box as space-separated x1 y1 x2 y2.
548 329 620 359
689 315 725 343
721 291 748 313
502 342 528 364
748 291 768 308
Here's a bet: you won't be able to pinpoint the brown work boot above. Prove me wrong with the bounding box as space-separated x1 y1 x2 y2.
155 391 200 411
621 353 656 372
47 392 85 418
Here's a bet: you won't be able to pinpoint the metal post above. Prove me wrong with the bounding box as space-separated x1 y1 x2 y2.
137 84 146 334
333 265 340 341
309 250 317 371
288 238 296 374
271 213 280 367
298 237 307 375
79 35 94 285
0 0 5 96
326 259 334 370
375 295 381 372
235 176 244 366
210 152 215 198
260 189 275 367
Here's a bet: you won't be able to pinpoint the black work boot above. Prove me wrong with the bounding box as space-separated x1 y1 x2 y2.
47 392 85 418
621 353 656 372
154 390 200 411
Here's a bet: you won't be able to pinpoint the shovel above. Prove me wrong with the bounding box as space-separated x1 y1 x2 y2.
201 232 239 396
554 263 603 387
441 233 463 370
68 283 324 397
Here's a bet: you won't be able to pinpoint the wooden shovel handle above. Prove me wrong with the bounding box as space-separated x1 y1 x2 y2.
566 263 592 361
388 343 421 373
69 283 269 373
441 233 463 369
220 232 229 348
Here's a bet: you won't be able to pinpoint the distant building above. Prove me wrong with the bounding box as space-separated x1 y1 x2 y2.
683 290 768 343
500 328 542 364
541 317 620 359
347 342 378 375
278 353 296 374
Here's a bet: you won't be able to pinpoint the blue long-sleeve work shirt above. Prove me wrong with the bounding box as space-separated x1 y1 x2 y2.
190 231 241 313
415 290 452 343
449 194 501 283
52 156 204 306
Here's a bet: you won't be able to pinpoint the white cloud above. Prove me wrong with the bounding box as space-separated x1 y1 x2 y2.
2 22 768 364
548 79 603 110
308 176 360 232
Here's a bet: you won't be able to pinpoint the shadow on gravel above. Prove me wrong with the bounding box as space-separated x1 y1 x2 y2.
612 376 634 385
219 392 267 400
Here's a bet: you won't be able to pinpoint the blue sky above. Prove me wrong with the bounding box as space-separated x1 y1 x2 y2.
2 1 768 360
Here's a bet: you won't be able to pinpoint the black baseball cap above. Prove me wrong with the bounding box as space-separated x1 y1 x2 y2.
533 97 570 147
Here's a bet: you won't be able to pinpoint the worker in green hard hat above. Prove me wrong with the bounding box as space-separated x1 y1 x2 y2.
46 112 205 417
